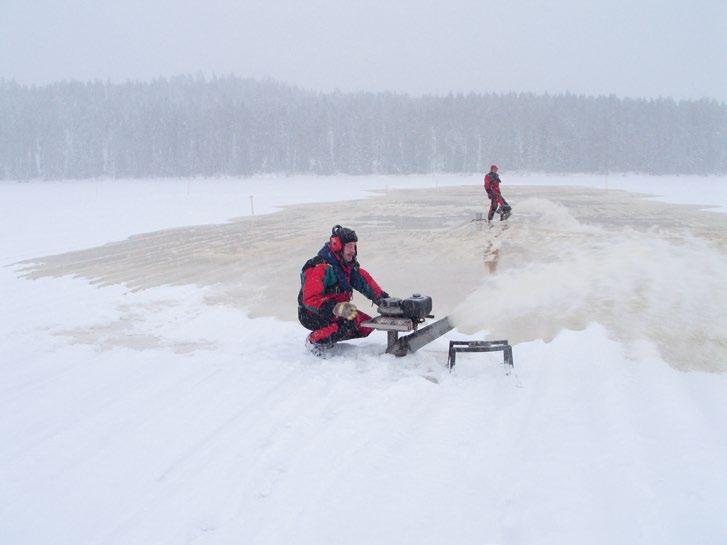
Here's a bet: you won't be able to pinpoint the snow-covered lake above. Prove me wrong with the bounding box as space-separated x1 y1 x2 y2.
1 173 726 545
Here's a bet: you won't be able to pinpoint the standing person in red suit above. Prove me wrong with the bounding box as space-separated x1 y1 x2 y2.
298 225 389 356
484 164 512 222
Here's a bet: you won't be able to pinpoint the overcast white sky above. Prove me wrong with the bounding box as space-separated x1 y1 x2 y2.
1 0 725 101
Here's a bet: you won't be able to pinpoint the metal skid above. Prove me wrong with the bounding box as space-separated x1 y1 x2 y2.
447 340 514 372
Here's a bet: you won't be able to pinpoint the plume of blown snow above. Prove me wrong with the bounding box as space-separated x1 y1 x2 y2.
451 202 727 372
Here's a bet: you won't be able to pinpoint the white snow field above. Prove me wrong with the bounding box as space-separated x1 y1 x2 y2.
2 174 727 545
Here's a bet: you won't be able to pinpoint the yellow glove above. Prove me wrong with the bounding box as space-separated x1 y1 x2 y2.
333 302 358 320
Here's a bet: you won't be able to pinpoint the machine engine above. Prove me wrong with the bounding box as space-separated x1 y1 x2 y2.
376 294 433 323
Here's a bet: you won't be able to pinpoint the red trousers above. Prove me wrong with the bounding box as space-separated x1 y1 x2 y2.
299 308 374 344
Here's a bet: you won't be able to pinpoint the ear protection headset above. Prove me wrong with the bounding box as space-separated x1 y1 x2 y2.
329 224 357 254
330 225 344 253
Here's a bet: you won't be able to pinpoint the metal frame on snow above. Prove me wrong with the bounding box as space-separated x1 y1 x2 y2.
447 340 514 372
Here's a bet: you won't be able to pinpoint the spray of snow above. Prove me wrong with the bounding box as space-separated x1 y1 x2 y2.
452 198 727 371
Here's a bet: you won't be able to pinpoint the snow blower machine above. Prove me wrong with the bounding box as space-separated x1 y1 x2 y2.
362 294 514 371
362 294 453 357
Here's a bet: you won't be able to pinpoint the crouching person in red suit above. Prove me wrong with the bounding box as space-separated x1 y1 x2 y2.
298 225 389 356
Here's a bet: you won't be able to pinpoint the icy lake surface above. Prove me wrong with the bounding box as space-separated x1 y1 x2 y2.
2 174 726 545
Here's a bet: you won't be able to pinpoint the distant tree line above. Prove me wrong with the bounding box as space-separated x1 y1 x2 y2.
1 75 725 180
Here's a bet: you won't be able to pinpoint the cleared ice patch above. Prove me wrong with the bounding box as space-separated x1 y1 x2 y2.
15 184 727 371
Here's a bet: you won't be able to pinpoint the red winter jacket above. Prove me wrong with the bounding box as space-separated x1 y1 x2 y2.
484 172 505 206
298 243 385 318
